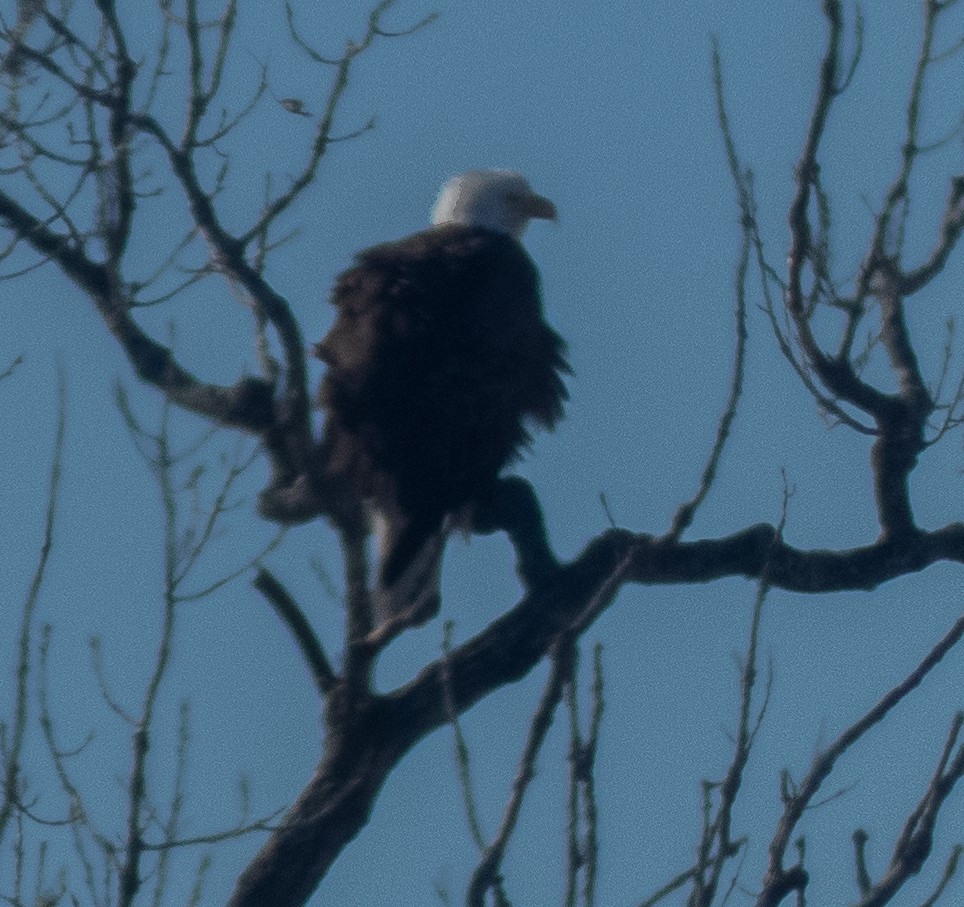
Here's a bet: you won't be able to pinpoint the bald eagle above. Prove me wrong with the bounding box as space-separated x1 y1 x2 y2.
315 170 569 625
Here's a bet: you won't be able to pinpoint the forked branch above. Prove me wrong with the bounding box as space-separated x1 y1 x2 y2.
758 607 964 906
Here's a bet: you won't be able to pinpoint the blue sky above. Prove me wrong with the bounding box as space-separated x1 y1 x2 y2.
4 2 964 905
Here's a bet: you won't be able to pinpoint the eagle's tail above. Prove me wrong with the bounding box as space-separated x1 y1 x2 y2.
372 509 445 627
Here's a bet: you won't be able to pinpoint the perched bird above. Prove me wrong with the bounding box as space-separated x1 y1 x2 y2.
315 169 569 625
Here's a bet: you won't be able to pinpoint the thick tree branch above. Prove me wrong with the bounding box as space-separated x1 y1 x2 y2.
226 531 626 907
0 189 279 434
229 501 964 906
0 1 405 529
471 476 561 586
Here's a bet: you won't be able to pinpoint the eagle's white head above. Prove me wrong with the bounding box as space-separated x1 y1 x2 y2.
431 169 557 240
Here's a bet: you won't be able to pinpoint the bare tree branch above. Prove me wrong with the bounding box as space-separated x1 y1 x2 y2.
253 568 337 697
854 713 964 907
245 0 436 246
564 642 604 907
467 639 574 907
441 622 488 855
0 365 64 852
667 63 749 542
758 607 964 906
716 0 964 542
900 176 964 295
4 4 964 906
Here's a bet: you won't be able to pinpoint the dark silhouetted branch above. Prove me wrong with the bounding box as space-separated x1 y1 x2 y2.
564 642 604 907
441 622 488 853
854 713 964 907
759 607 964 907
0 366 64 851
472 476 561 587
467 639 574 907
253 568 337 697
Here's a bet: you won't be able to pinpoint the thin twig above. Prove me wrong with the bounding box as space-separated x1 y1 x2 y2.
0 365 65 851
441 621 487 853
467 639 575 907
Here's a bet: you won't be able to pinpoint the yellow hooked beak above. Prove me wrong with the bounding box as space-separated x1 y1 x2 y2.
513 191 558 222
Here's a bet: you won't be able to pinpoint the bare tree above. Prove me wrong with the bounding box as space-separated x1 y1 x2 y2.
2 1 964 905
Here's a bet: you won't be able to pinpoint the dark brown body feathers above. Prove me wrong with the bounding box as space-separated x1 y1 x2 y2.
315 223 568 601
